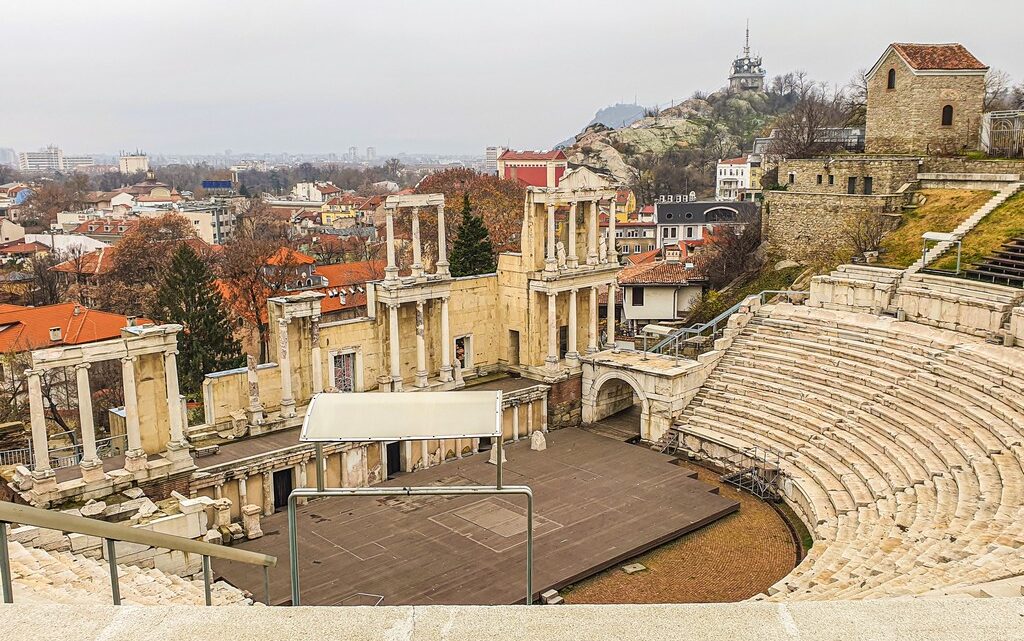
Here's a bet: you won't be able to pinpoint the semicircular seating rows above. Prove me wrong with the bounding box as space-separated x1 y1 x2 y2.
675 303 1024 600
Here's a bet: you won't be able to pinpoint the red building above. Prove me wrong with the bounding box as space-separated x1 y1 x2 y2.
496 150 567 187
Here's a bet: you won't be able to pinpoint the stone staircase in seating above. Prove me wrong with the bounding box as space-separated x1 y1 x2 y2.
672 302 1024 600
907 182 1024 274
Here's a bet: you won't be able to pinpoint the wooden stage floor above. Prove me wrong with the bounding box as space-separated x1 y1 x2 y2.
216 428 739 606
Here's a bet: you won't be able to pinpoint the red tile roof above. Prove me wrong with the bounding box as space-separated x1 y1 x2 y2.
72 218 139 235
891 43 987 71
265 247 315 266
315 260 385 287
0 241 48 255
617 256 709 285
498 150 567 161
317 184 341 195
719 156 749 165
625 248 660 265
0 303 149 353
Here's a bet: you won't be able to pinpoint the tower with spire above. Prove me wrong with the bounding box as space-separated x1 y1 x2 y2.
728 20 766 92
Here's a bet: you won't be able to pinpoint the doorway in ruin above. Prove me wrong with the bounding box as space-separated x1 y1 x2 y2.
584 375 647 442
273 468 294 512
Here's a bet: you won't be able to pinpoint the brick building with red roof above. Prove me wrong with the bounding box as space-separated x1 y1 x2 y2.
496 150 567 187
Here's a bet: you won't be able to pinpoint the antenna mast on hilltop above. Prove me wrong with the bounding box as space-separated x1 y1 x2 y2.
744 19 751 58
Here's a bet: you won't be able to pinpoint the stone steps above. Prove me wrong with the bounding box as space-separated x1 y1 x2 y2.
676 302 1024 600
5 538 252 606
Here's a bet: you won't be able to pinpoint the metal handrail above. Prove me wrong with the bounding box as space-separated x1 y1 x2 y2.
649 290 808 354
0 500 277 606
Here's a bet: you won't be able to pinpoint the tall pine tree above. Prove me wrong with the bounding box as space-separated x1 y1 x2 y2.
448 194 496 277
156 244 244 398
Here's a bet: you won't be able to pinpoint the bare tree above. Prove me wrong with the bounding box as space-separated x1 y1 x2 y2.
767 72 849 158
844 68 869 127
844 212 895 257
984 69 1014 111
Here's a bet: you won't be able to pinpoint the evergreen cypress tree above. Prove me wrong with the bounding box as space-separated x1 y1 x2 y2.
156 243 244 398
448 193 496 277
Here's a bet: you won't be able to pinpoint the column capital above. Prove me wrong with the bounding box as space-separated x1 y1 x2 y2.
23 368 41 378
441 295 450 303
570 287 579 294
387 302 401 310
277 317 289 327
415 299 425 309
120 355 137 364
75 362 92 371
164 349 179 357
547 291 557 299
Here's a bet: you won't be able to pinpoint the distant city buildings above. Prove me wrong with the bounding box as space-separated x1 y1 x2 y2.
366 147 376 161
17 145 94 172
0 148 15 166
484 146 505 174
292 181 342 202
118 152 149 175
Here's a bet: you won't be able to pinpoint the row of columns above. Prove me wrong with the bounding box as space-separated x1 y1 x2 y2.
544 283 616 370
384 204 449 282
27 348 187 482
275 314 322 419
387 297 452 392
391 396 548 473
544 199 618 273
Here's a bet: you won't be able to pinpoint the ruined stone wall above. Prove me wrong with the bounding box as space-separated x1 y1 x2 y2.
202 363 282 426
866 49 985 154
135 351 171 455
547 373 582 429
778 157 920 195
763 191 906 261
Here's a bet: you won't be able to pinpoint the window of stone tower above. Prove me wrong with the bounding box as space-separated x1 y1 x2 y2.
942 105 954 127
887 68 896 90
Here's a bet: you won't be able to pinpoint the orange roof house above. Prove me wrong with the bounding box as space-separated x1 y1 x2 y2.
0 303 148 354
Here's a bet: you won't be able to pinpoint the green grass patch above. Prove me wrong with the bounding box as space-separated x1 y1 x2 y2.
879 189 995 267
932 188 1024 271
687 265 804 325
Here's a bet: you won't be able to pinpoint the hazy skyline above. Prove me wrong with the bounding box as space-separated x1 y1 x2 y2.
2 0 1022 156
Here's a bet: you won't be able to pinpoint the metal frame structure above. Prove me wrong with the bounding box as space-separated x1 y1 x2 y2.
288 391 535 606
921 232 962 274
0 500 276 605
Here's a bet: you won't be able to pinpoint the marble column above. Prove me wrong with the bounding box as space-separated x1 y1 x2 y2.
245 354 264 425
607 199 618 263
384 207 398 282
607 283 617 347
587 200 598 266
544 203 556 273
380 443 388 481
238 475 248 506
403 441 413 472
512 403 520 441
421 440 430 469
439 296 453 383
296 463 307 505
526 400 534 436
163 350 185 448
415 300 427 388
411 207 424 279
310 316 323 395
567 200 578 269
75 363 101 472
277 319 296 418
121 356 147 471
566 288 580 366
26 369 52 478
545 292 558 371
262 472 274 516
436 204 450 277
541 394 549 432
588 286 599 354
388 303 403 391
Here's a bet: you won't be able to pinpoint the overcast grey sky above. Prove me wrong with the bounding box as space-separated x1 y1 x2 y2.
2 0 1021 156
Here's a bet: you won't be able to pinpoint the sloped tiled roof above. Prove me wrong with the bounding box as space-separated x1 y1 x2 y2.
0 303 149 353
0 241 49 255
265 247 315 266
498 150 567 161
891 43 987 71
719 156 749 165
618 256 709 285
625 248 661 265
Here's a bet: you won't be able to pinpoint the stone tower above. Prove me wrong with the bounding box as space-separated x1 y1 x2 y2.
728 21 765 93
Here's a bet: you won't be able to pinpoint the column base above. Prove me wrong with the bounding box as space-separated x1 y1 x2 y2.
30 468 57 490
567 258 579 269
246 406 265 426
391 377 404 392
384 267 399 282
544 259 557 273
436 262 450 278
566 352 581 368
164 440 193 462
79 459 107 483
586 255 598 266
124 450 148 473
439 366 453 383
586 346 599 355
415 371 428 388
280 399 297 419
545 357 560 372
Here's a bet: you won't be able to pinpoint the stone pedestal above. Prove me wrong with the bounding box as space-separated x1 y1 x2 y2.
531 431 547 451
213 498 232 528
123 450 148 474
487 447 507 465
79 460 107 484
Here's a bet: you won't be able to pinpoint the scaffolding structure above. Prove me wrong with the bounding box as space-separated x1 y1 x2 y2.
718 446 785 500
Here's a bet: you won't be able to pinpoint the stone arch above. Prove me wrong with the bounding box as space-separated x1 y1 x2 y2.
583 370 652 441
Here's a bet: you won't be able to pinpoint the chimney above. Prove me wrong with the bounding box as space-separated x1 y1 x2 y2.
49 327 62 342
665 247 681 264
73 305 81 316
126 315 137 327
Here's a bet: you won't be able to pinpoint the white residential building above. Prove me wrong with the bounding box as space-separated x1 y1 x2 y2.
17 146 93 172
715 155 761 201
119 153 150 174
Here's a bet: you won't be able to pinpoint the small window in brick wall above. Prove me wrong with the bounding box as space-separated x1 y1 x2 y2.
816 175 823 185
828 175 835 186
887 68 896 90
942 105 954 126
788 172 795 184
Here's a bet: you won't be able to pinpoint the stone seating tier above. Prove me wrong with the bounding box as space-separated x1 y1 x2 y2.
674 303 1024 600
4 538 252 606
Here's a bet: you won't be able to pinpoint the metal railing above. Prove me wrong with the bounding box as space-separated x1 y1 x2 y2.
649 290 808 356
0 433 127 471
0 500 277 606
